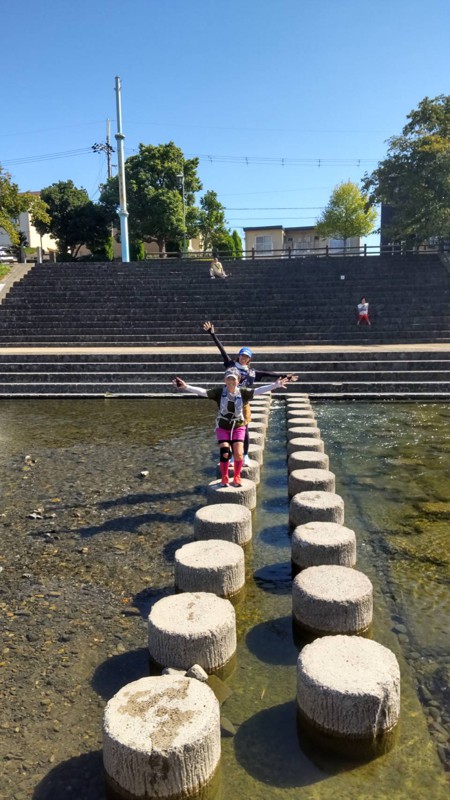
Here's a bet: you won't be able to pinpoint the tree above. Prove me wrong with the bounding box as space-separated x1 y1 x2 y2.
33 180 112 258
363 95 450 245
316 181 377 250
232 229 243 259
212 232 236 259
0 166 49 245
197 190 228 252
100 142 202 256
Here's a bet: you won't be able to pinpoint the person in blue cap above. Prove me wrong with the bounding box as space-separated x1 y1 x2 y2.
202 320 298 464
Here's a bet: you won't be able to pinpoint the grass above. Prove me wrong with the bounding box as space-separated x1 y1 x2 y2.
0 264 13 280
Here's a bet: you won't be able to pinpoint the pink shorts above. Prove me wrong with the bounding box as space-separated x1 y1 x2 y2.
215 426 246 442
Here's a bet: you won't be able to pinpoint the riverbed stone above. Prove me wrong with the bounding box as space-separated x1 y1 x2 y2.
296 635 400 754
289 491 345 527
103 675 221 799
207 479 257 510
292 565 373 634
292 521 356 569
288 450 329 472
194 504 252 546
148 592 236 674
174 540 245 599
289 468 336 496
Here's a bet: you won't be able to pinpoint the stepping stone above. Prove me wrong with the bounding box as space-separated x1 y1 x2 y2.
287 408 315 419
286 435 324 452
247 421 266 437
247 429 264 447
289 468 336 496
175 540 245 599
194 503 252 546
292 565 373 634
287 419 319 431
287 426 320 441
207 478 257 510
292 521 356 569
248 443 264 464
288 450 329 472
103 675 220 799
216 459 260 484
289 491 344 527
296 635 400 757
148 592 236 675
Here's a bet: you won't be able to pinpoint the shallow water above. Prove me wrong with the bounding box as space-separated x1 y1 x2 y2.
0 398 448 800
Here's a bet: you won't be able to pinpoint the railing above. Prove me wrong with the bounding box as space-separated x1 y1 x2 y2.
145 242 450 261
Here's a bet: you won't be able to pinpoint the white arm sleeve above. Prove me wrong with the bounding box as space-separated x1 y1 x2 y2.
183 384 208 397
254 382 279 396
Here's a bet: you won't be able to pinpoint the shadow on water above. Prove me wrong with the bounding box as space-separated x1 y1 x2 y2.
33 751 105 800
132 584 174 618
245 615 298 666
253 561 292 594
233 701 329 788
91 648 150 701
258 523 291 548
74 509 198 538
97 487 205 510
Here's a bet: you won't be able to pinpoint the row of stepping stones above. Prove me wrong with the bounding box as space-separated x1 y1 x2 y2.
103 394 272 799
285 394 401 759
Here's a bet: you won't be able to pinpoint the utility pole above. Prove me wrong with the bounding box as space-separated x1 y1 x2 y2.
114 76 130 263
106 118 112 179
178 171 187 257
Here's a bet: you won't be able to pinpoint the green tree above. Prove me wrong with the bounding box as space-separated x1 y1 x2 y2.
232 229 243 259
212 232 236 259
0 166 49 245
363 95 450 245
197 190 228 252
100 142 202 256
316 181 377 250
34 180 112 258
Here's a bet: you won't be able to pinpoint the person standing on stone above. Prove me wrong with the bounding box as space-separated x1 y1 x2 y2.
209 257 228 279
357 297 371 326
202 320 298 465
172 368 288 487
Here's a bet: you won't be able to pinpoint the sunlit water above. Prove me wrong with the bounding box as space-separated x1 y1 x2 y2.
0 399 448 800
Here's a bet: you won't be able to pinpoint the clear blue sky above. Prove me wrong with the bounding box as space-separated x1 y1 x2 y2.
2 0 449 245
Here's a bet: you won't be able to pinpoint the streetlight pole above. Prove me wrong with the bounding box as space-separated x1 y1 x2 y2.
114 76 130 263
178 171 187 258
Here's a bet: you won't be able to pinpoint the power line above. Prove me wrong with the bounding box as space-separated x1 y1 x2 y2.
226 206 324 210
2 147 93 166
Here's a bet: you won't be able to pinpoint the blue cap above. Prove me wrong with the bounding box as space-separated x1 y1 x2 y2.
239 347 253 358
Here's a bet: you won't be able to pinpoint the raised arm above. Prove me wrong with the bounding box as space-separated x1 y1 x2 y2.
202 321 233 367
254 369 299 383
254 377 289 395
172 377 208 397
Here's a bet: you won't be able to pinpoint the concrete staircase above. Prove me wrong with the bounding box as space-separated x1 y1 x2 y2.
0 254 449 398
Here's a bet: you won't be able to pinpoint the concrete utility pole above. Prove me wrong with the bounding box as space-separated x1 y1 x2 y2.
178 171 187 257
114 76 130 262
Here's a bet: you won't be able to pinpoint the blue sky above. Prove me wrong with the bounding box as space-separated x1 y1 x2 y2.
2 0 449 246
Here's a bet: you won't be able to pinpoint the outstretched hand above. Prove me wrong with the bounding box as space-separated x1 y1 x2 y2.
275 377 290 389
172 376 187 390
203 320 215 334
287 374 299 383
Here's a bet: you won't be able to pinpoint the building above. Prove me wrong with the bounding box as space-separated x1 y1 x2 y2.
243 225 360 257
0 195 57 256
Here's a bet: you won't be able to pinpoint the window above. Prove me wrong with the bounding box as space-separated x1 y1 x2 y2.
255 235 273 255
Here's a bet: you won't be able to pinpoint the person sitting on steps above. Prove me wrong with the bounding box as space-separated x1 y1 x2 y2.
357 296 371 326
172 368 288 487
209 257 228 279
202 320 299 465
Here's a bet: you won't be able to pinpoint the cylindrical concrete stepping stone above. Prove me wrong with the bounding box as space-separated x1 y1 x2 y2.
249 412 268 428
175 540 245 599
292 521 356 569
296 635 400 757
207 478 257 509
247 429 265 447
248 443 264 465
287 419 319 432
247 421 266 437
286 400 311 408
287 393 309 400
287 436 324 458
194 503 252 545
289 468 336 496
289 491 344 527
292 565 373 634
148 592 236 674
250 395 271 405
287 408 315 419
288 450 329 472
287 426 320 442
288 436 324 455
103 675 220 799
216 458 260 485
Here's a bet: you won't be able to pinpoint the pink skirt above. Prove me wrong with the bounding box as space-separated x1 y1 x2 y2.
216 425 246 442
